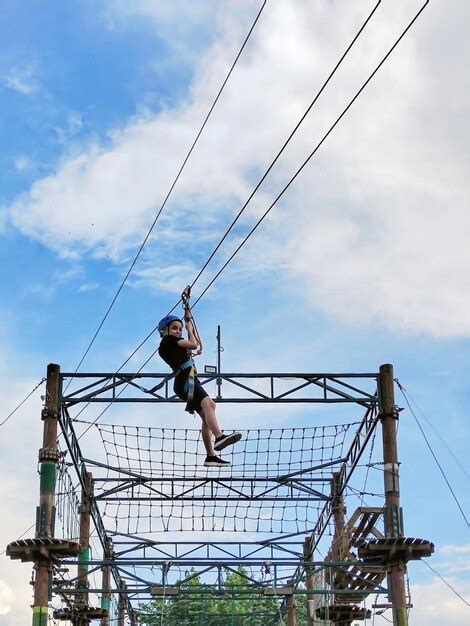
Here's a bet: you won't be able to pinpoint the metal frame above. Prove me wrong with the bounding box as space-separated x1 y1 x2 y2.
57 369 385 619
61 371 378 406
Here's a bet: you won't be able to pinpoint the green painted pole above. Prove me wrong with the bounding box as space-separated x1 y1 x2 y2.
33 363 61 626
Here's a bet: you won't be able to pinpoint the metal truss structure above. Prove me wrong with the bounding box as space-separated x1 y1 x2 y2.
7 363 432 626
55 370 385 607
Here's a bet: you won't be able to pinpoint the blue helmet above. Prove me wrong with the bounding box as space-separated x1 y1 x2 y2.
158 315 182 335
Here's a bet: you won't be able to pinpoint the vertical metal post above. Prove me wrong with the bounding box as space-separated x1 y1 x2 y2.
216 325 222 400
379 364 408 626
287 594 296 626
33 363 60 626
101 539 112 626
76 471 93 613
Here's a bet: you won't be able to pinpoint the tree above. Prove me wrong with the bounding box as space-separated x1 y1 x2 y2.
137 567 301 626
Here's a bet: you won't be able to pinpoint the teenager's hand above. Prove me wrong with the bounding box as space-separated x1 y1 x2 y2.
184 308 192 323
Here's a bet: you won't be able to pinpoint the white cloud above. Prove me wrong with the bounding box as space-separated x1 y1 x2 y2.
0 580 14 615
77 281 100 292
13 156 34 173
6 0 470 339
409 575 470 626
442 544 470 555
1 65 40 96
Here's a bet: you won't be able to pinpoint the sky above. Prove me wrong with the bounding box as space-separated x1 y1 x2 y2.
0 0 469 623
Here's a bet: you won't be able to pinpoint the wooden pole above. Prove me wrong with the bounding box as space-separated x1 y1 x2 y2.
331 472 347 624
287 594 296 626
379 364 408 626
304 537 315 626
76 471 93 615
118 581 126 626
33 363 60 626
101 539 112 626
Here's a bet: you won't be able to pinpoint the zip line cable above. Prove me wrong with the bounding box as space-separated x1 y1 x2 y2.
395 379 469 481
70 1 429 436
65 0 268 383
421 559 470 608
0 377 46 427
0 522 36 555
186 0 383 294
191 0 430 308
69 0 380 399
67 2 383 427
396 379 469 528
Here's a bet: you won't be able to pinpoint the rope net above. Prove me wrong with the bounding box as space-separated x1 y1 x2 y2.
86 422 358 535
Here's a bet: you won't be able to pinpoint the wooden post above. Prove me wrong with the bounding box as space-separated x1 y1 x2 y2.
304 536 315 626
101 539 112 626
76 471 93 615
33 363 61 626
287 594 296 626
118 581 126 626
379 364 408 626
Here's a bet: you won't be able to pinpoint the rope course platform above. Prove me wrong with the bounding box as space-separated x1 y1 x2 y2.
5 363 434 626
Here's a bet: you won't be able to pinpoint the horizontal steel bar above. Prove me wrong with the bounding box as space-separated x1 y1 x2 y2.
54 587 387 596
65 397 376 403
93 476 331 483
60 559 380 567
95 495 328 501
61 372 379 379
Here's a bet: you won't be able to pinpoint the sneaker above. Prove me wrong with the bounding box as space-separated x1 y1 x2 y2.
213 432 242 452
204 455 231 467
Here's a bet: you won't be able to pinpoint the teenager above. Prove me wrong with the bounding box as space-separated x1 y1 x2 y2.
158 313 241 467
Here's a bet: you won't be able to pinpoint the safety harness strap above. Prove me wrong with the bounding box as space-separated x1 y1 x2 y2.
148 359 196 396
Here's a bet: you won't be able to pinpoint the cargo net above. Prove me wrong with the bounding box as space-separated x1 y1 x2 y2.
90 423 357 535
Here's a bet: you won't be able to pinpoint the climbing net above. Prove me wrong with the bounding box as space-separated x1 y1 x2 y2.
80 422 359 535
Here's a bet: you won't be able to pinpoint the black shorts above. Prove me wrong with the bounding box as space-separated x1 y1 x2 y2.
174 374 209 415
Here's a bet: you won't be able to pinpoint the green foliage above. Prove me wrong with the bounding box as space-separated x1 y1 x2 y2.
137 567 310 626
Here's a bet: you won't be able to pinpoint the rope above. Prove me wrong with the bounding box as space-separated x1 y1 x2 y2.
92 423 352 534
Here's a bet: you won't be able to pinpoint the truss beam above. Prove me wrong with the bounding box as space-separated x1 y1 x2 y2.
61 372 378 406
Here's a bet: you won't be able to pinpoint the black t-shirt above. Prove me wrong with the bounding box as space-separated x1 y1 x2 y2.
158 335 191 372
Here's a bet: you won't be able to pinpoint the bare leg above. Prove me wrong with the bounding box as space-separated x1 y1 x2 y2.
199 416 215 456
200 397 223 441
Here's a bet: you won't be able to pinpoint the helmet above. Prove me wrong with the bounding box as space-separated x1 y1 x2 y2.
158 315 182 334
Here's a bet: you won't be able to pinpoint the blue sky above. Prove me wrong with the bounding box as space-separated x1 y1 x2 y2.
0 1 469 624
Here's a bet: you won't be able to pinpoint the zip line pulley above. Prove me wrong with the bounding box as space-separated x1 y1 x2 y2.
181 285 203 356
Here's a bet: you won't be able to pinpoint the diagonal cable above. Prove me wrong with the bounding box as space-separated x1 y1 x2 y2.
66 0 268 380
422 559 470 607
397 380 469 527
70 1 429 434
187 0 383 293
395 379 469 481
65 0 383 422
191 1 430 307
